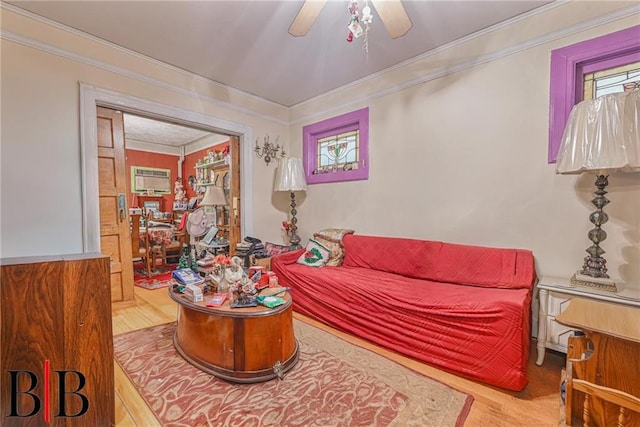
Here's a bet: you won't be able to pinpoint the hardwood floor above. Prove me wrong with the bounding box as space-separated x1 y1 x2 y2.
112 287 566 426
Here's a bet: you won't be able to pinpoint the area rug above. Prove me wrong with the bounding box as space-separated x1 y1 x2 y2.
113 321 473 426
133 262 178 290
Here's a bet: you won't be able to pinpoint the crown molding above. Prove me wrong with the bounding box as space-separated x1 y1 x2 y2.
0 3 289 126
2 1 638 127
184 135 230 156
125 139 182 156
289 3 640 125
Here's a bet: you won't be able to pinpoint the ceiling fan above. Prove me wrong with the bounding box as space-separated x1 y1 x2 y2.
289 0 412 39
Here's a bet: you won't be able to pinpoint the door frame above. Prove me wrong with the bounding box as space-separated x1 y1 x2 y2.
79 82 254 253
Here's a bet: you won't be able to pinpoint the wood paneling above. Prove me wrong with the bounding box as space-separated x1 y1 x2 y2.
98 157 116 189
1 254 114 426
229 135 241 255
97 106 134 303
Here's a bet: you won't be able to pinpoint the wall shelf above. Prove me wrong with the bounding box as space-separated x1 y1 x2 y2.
195 160 227 170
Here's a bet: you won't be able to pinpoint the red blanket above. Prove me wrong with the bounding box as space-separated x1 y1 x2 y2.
272 235 535 391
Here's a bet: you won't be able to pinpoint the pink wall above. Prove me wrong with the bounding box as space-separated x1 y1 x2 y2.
125 149 179 211
124 142 229 211
183 141 229 200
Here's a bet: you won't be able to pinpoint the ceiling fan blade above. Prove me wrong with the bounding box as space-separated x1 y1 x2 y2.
288 0 328 37
371 0 412 39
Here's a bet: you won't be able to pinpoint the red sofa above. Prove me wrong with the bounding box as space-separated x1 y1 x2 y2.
272 234 536 391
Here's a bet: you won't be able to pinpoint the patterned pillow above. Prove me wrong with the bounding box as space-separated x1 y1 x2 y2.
313 234 344 267
265 242 291 257
315 228 355 241
296 239 331 268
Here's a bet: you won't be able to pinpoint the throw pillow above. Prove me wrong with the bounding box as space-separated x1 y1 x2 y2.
313 234 344 267
296 239 330 268
315 228 355 241
264 242 291 257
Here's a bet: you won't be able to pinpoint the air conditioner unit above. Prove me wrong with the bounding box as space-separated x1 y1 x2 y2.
132 166 171 193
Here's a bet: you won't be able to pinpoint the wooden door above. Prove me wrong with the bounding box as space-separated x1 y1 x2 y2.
97 107 134 303
229 135 242 255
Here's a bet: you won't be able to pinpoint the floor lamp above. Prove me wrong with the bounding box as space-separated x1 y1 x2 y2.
274 157 307 249
556 89 640 292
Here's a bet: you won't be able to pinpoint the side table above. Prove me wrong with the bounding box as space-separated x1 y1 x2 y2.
536 276 640 366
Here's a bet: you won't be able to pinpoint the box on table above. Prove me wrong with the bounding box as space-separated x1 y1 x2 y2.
251 256 271 270
267 271 278 287
184 283 203 303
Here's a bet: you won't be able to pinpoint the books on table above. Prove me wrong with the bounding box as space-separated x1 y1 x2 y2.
206 293 228 307
172 268 204 286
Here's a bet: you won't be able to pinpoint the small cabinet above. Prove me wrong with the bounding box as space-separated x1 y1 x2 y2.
536 276 640 366
537 288 576 359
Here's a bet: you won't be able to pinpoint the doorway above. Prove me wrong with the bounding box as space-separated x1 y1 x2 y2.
81 84 254 304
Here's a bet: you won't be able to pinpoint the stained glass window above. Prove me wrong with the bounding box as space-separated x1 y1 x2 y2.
316 130 359 172
302 108 369 184
547 25 640 163
583 62 640 99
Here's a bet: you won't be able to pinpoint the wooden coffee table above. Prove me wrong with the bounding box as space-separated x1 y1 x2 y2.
169 287 299 383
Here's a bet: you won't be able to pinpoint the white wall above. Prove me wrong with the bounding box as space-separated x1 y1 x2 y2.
287 2 640 290
1 2 639 291
0 5 288 257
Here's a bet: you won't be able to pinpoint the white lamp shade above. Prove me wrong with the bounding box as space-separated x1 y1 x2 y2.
556 90 640 175
200 185 227 206
274 157 307 192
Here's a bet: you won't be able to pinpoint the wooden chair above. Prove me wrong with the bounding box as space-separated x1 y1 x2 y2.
560 299 640 427
130 213 154 277
145 212 182 266
158 239 183 266
568 378 640 426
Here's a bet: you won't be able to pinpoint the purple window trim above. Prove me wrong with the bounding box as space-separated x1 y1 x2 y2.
302 107 369 184
548 24 640 163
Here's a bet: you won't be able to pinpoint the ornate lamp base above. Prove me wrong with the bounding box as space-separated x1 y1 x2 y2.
288 191 302 250
569 174 617 293
570 272 617 293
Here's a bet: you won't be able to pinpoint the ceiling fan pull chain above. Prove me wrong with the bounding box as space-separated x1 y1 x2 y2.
362 0 372 54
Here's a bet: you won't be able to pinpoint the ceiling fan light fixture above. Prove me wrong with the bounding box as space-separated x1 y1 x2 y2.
347 0 371 51
288 0 328 37
290 0 412 52
371 0 412 39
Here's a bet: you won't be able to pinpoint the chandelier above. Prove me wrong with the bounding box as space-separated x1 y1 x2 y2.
254 135 286 166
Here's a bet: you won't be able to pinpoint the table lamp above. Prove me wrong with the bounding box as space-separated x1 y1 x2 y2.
274 157 307 249
200 185 227 224
556 89 640 292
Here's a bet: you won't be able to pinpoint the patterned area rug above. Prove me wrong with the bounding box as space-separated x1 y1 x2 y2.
133 262 178 290
114 320 473 426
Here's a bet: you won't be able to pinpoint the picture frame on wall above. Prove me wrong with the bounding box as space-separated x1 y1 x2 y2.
143 201 160 212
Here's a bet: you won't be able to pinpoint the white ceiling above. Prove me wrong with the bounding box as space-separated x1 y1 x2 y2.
8 0 552 108
123 113 216 147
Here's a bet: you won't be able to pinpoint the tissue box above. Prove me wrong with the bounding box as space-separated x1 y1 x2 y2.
251 256 272 270
184 284 203 303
